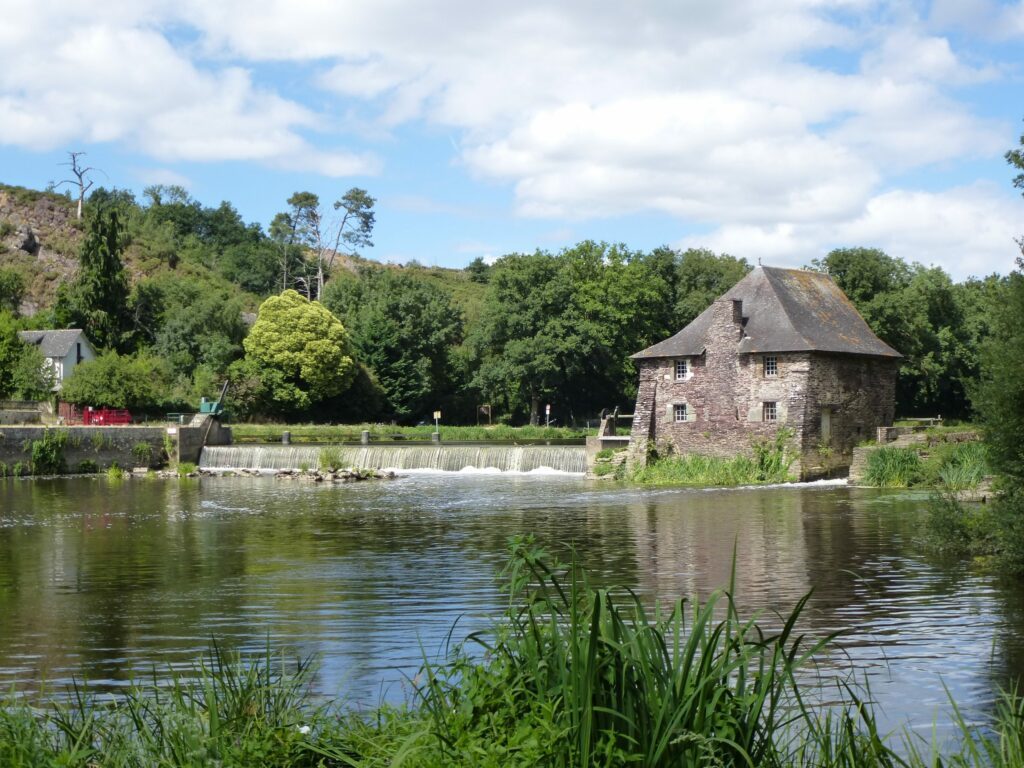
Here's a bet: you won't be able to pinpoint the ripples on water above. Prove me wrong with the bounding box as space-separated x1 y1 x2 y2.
0 474 1021 734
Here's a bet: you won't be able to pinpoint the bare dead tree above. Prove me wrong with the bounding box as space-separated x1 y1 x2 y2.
56 152 102 219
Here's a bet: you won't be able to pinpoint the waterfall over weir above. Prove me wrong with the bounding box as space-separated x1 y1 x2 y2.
199 444 588 475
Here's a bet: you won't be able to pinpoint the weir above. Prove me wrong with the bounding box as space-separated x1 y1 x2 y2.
199 444 587 474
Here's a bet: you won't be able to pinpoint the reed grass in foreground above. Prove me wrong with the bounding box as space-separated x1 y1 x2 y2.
3 542 1023 766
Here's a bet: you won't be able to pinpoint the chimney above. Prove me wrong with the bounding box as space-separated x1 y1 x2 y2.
710 298 744 342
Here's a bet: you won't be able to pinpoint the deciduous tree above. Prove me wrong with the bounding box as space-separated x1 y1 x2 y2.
235 290 356 414
323 267 463 421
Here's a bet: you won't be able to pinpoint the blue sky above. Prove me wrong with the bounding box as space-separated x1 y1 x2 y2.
1 0 1023 279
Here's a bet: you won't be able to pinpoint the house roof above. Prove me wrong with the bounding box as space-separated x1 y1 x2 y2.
632 267 901 360
17 329 90 359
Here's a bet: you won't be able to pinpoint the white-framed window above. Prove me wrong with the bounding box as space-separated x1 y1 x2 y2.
763 355 778 377
674 403 688 422
763 401 777 422
675 359 688 381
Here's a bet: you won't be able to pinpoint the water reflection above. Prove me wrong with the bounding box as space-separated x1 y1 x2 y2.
0 474 1019 732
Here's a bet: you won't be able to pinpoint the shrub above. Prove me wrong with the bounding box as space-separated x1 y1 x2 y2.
106 463 125 480
177 462 197 476
76 460 98 474
318 446 345 472
30 430 67 475
0 462 6 477
131 441 153 467
751 428 795 482
11 461 26 477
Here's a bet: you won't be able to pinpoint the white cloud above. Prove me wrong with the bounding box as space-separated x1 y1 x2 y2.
0 0 1019 278
0 5 376 176
681 184 1022 280
134 167 192 189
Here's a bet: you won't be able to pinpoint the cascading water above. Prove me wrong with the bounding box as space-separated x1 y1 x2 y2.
199 444 588 474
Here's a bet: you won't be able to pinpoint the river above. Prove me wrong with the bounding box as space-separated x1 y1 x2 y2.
1 473 1021 737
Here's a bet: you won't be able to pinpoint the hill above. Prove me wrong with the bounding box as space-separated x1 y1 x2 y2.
0 182 485 322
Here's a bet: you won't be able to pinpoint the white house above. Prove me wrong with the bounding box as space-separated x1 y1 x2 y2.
17 329 97 389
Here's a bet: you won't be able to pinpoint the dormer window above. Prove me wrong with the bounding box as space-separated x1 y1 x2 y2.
763 355 778 377
675 359 689 381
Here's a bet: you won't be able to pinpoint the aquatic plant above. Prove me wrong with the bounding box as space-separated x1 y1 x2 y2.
131 441 153 467
5 545 1024 765
864 446 923 487
30 429 67 475
106 463 125 480
177 462 197 476
318 446 345 472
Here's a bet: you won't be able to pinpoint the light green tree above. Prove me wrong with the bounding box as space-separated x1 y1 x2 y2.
60 352 169 410
237 290 356 413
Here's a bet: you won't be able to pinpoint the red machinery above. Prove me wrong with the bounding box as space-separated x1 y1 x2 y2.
82 406 132 425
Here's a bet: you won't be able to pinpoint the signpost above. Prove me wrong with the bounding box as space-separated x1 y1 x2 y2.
433 410 441 443
545 403 551 427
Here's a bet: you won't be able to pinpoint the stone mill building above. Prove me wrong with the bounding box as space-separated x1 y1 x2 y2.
628 266 901 478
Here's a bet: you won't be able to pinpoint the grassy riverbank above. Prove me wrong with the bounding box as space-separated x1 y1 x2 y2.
231 423 592 443
7 542 1020 767
864 441 990 489
629 430 796 486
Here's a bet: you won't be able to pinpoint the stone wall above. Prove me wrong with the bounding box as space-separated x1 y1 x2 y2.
799 353 898 476
174 417 233 465
0 410 40 425
0 426 168 473
629 297 898 479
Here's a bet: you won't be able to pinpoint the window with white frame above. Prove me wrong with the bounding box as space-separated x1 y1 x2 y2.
763 355 778 376
674 403 688 422
675 359 688 381
763 401 777 422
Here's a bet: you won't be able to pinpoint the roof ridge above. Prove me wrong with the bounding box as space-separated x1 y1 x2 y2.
758 267 818 350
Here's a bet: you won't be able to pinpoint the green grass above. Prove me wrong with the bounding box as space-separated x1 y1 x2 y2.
318 446 345 472
864 446 923 487
633 431 796 487
865 441 990 490
5 543 1024 766
233 423 593 444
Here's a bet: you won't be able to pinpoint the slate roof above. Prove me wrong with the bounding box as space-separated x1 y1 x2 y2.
632 267 901 360
17 329 89 359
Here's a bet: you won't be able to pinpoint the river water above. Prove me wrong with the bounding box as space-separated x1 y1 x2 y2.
1 473 1021 736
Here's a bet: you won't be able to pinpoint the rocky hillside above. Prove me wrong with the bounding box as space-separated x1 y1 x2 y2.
0 182 486 322
0 185 84 315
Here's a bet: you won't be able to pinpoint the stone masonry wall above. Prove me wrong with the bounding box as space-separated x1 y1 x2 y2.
629 297 898 479
0 426 168 473
799 353 898 477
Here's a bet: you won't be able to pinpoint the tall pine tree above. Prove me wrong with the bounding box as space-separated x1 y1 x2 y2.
55 210 130 351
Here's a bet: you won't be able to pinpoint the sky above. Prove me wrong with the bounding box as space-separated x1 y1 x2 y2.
1 1 1023 280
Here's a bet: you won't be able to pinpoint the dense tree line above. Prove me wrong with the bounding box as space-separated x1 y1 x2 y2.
0 178 1013 425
